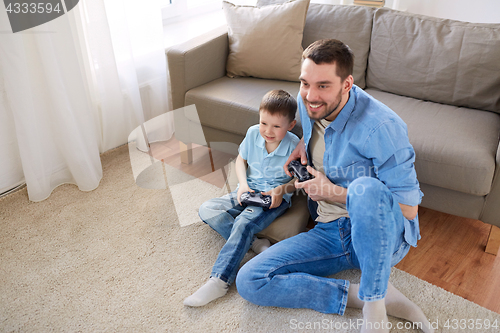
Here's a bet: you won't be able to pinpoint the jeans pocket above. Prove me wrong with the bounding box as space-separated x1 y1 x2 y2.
391 240 410 266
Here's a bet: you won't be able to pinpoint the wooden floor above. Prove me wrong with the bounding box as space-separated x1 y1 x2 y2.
396 208 500 314
149 137 500 314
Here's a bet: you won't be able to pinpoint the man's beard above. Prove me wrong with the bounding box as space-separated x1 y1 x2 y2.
306 90 343 121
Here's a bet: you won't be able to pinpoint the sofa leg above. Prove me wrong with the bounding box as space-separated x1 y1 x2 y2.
485 225 500 255
179 142 193 164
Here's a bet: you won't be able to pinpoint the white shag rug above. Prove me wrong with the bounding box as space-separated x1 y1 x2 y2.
1 145 499 332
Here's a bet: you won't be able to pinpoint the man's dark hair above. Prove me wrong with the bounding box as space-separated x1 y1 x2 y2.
259 89 297 123
302 39 354 81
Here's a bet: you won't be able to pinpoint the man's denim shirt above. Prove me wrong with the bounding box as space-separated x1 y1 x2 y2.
298 85 423 247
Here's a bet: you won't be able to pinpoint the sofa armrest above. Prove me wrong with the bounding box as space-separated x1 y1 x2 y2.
480 140 500 229
166 25 229 110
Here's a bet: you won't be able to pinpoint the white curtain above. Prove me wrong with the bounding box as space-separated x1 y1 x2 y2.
0 0 173 201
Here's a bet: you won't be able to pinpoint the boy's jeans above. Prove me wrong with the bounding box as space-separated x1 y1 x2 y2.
235 177 413 314
198 190 289 285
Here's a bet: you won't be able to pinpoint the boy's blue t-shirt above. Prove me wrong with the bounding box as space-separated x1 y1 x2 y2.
238 124 300 205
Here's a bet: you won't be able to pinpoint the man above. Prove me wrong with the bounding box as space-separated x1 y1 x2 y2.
235 39 433 333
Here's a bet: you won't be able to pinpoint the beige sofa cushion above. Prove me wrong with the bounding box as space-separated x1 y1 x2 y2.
367 8 500 113
185 77 301 137
302 4 375 89
256 0 286 6
223 0 310 82
256 191 310 243
366 88 500 196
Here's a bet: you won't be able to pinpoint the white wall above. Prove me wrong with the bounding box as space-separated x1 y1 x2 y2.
163 0 500 48
320 0 500 23
400 0 500 23
175 0 500 24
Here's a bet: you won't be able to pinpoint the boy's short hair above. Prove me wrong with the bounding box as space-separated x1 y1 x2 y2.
302 39 354 81
259 89 297 123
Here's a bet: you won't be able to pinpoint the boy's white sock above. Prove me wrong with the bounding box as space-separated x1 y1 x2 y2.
251 237 271 254
183 277 228 307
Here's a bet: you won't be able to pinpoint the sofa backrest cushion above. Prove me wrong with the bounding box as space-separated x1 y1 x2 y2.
367 8 500 113
224 0 310 82
302 4 375 89
256 0 286 5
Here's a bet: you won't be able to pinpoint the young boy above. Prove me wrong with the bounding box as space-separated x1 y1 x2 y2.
183 89 300 307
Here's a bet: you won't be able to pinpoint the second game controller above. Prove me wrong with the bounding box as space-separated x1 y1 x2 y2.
240 192 272 210
288 160 313 182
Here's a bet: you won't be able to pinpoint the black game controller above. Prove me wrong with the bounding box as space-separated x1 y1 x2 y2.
240 192 272 210
288 160 313 182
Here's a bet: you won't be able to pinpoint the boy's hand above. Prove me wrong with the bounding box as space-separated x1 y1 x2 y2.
261 187 284 209
284 138 307 177
237 184 253 206
294 166 347 204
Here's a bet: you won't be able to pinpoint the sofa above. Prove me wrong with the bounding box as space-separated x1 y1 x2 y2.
166 2 500 253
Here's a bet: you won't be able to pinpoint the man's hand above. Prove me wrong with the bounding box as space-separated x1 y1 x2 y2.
284 138 307 177
295 166 347 204
261 187 285 209
237 184 253 206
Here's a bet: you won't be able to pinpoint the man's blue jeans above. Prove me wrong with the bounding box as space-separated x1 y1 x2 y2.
198 190 289 285
235 177 413 314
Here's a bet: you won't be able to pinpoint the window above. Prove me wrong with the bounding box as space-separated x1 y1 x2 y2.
162 0 222 22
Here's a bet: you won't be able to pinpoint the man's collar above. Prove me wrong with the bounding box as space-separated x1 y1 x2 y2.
329 86 356 133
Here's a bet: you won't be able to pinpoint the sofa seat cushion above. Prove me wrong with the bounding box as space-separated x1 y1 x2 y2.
256 191 309 243
185 76 301 137
366 88 500 196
